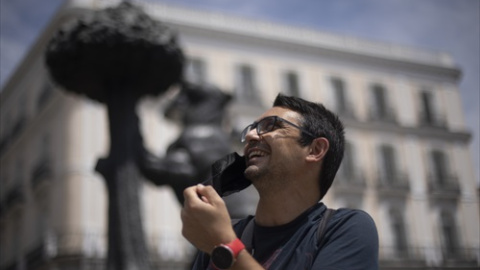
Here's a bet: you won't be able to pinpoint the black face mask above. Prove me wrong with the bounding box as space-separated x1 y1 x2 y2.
203 152 251 197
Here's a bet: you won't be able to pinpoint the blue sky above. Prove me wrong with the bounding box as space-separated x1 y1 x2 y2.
1 0 479 183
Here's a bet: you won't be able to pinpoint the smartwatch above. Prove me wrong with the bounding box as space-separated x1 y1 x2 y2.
211 238 245 269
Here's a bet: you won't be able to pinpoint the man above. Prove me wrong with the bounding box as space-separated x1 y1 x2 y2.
181 94 379 269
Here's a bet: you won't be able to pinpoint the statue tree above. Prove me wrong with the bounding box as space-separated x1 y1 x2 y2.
45 2 184 270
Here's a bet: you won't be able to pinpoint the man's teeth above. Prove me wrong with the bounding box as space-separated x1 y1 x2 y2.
249 150 266 159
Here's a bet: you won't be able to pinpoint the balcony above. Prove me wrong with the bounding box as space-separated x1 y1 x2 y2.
31 158 52 189
0 136 9 155
333 169 366 194
4 183 25 210
379 246 479 268
10 117 26 141
428 174 461 199
0 117 26 156
439 247 479 265
26 243 47 270
336 103 357 121
37 83 54 110
419 111 447 129
368 107 398 124
380 246 426 266
377 172 410 197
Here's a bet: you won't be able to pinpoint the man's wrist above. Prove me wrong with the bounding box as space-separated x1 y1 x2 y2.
211 238 246 269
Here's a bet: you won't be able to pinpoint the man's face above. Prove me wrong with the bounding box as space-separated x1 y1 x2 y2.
242 107 309 187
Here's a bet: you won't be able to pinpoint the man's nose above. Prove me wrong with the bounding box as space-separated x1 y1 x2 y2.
244 127 260 143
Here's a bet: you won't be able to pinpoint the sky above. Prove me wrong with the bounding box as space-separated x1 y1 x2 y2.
1 0 479 183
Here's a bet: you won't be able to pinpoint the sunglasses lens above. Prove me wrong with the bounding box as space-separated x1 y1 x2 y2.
240 125 252 142
258 117 276 135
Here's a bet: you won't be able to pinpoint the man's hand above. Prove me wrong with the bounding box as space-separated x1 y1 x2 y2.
181 184 237 254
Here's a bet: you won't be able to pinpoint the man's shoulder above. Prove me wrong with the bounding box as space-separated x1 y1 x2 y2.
326 208 378 244
332 208 375 225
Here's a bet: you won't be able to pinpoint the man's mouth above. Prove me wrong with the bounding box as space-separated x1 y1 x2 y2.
248 150 267 160
245 147 270 166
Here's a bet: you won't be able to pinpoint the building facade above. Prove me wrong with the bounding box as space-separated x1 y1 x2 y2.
1 0 478 269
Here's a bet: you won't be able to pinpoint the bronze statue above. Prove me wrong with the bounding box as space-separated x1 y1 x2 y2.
138 82 251 205
45 2 183 270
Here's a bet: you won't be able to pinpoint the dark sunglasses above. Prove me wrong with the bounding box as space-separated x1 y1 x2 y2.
240 116 315 142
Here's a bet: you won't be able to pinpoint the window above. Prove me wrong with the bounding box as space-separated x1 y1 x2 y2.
370 83 395 122
10 95 27 143
185 57 206 85
420 91 434 124
282 71 300 97
419 90 445 127
14 159 23 185
0 224 7 265
235 64 258 103
390 208 409 257
37 80 53 110
32 135 52 188
431 150 449 185
339 141 354 179
380 144 398 183
429 149 458 193
330 77 352 117
440 210 459 257
0 112 12 154
12 211 23 263
34 190 50 247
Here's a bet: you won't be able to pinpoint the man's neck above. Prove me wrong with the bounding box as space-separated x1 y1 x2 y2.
253 180 321 227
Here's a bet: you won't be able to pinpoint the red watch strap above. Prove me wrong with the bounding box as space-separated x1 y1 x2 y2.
223 238 245 258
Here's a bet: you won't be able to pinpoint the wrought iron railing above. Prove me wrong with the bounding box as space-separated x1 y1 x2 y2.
31 159 52 188
419 111 447 129
427 174 460 196
377 172 410 193
380 246 479 266
369 106 398 124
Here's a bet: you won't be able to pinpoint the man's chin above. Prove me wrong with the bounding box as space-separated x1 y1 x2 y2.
244 166 262 181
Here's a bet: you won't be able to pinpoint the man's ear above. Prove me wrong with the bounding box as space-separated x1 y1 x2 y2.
306 137 329 163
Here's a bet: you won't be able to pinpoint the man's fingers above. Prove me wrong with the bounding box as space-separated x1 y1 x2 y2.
183 185 202 206
196 184 222 205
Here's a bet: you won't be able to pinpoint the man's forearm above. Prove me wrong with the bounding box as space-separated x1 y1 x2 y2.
230 250 264 270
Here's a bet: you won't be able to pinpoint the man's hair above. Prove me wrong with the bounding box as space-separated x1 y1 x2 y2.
273 93 345 199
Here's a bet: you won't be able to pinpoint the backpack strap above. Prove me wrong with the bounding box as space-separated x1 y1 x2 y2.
317 208 336 248
240 217 255 254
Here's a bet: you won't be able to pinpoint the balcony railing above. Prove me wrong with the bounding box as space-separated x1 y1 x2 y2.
0 117 26 156
380 246 479 266
334 169 366 192
380 245 426 262
377 172 410 195
26 243 47 270
10 117 26 142
0 136 8 155
419 111 447 129
4 183 24 209
336 103 357 120
37 85 53 110
31 158 52 188
369 107 398 124
428 174 461 198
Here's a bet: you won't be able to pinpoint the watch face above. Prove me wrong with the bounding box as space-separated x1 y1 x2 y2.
211 246 234 269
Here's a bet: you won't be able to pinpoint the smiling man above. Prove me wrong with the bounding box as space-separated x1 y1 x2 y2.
181 93 379 270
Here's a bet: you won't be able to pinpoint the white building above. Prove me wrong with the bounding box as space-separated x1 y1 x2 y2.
1 0 478 269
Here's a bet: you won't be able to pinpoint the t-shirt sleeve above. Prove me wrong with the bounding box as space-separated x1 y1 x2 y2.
311 209 379 270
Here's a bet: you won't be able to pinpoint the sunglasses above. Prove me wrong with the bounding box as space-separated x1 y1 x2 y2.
240 116 315 142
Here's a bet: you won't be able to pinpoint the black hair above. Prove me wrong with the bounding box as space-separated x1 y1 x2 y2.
273 93 345 199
